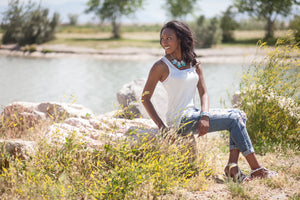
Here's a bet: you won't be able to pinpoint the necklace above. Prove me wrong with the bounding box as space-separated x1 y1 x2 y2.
171 58 186 68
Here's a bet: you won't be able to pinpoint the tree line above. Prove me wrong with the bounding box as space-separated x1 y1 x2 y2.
1 0 300 47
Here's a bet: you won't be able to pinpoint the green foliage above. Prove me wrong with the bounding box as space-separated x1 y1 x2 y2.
67 13 79 26
236 18 267 31
237 37 300 152
164 0 198 20
1 0 59 46
220 6 239 42
0 132 210 199
191 16 222 48
289 15 300 44
22 44 37 52
85 0 144 38
57 23 161 34
227 182 251 199
234 0 300 39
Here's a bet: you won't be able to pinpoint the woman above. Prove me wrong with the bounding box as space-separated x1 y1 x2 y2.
141 20 277 182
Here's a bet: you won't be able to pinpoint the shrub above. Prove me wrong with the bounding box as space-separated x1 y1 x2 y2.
191 16 222 48
289 15 300 44
22 44 37 52
1 0 59 46
0 130 210 199
67 13 79 26
220 6 238 43
237 37 300 152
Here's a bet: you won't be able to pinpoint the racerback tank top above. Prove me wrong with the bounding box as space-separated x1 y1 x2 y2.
161 56 199 128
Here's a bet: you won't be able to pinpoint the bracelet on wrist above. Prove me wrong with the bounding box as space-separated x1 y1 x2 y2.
200 111 210 118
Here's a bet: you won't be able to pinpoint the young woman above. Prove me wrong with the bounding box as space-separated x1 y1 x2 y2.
141 20 277 182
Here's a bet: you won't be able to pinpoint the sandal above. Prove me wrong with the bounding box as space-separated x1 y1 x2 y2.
250 167 278 179
225 163 251 183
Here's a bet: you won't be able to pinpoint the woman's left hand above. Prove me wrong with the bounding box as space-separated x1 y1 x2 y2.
197 116 209 137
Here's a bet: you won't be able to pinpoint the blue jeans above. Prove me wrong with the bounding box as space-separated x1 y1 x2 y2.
178 108 255 157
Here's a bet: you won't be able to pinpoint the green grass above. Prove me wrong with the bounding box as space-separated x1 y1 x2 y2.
0 23 291 49
47 29 291 50
57 24 162 34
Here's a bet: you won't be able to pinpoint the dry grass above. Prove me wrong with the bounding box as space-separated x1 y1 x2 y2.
1 111 299 199
187 132 300 200
234 30 290 40
46 32 161 50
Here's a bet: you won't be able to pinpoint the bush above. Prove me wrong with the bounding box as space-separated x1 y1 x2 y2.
289 15 300 44
1 0 59 46
67 13 79 26
0 130 210 199
220 6 238 43
191 16 222 48
237 37 300 152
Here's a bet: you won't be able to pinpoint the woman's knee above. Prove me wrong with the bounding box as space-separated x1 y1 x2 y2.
232 109 247 125
230 112 246 128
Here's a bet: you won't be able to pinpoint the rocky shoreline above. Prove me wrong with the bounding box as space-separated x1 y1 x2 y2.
0 44 266 63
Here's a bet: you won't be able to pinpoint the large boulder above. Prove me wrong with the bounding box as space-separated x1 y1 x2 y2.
1 102 94 135
44 116 158 146
0 101 197 165
116 78 167 121
0 139 36 160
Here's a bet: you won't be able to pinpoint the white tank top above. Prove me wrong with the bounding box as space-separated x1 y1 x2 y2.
161 56 199 128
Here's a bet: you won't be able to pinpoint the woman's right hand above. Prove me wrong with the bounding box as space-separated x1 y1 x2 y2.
197 116 209 137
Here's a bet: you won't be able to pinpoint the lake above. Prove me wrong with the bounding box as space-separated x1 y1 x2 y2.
0 55 245 114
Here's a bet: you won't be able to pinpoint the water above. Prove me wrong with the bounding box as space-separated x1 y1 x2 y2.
0 55 245 114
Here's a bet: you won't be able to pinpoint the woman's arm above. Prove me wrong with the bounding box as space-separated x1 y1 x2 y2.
141 61 168 131
196 63 210 137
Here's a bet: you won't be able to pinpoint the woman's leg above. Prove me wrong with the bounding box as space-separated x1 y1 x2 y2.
179 109 264 175
225 149 240 176
179 108 275 178
208 108 255 157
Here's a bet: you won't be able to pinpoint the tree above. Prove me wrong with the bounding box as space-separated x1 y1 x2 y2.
234 0 300 39
164 0 198 20
68 13 79 26
220 6 238 42
192 15 222 48
85 0 143 38
1 0 59 45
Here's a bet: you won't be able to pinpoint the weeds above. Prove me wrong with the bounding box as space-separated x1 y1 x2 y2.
237 36 300 153
227 181 252 200
0 127 211 199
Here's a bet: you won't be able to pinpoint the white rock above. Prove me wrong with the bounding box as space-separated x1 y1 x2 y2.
0 139 36 160
116 78 167 121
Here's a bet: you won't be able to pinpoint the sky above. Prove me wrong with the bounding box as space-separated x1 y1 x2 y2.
0 0 298 24
0 0 234 24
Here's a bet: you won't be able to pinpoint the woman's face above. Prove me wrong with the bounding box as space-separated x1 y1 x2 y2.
160 28 181 55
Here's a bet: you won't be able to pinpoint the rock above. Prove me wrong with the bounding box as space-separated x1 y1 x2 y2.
0 101 197 166
1 102 47 131
37 102 94 120
116 78 167 121
44 116 158 146
1 102 94 135
0 139 36 160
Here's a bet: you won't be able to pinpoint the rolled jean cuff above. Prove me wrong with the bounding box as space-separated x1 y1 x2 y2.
230 146 255 157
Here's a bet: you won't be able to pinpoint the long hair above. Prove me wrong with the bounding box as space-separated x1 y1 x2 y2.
160 20 198 66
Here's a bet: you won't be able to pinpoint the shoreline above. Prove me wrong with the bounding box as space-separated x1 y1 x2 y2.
0 44 266 64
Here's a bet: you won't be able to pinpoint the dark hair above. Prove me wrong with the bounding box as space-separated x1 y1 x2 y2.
160 20 198 66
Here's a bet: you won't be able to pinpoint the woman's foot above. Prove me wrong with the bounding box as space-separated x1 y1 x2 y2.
224 163 251 183
250 167 278 179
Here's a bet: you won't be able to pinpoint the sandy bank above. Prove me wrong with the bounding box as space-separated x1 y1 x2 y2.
0 44 266 64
